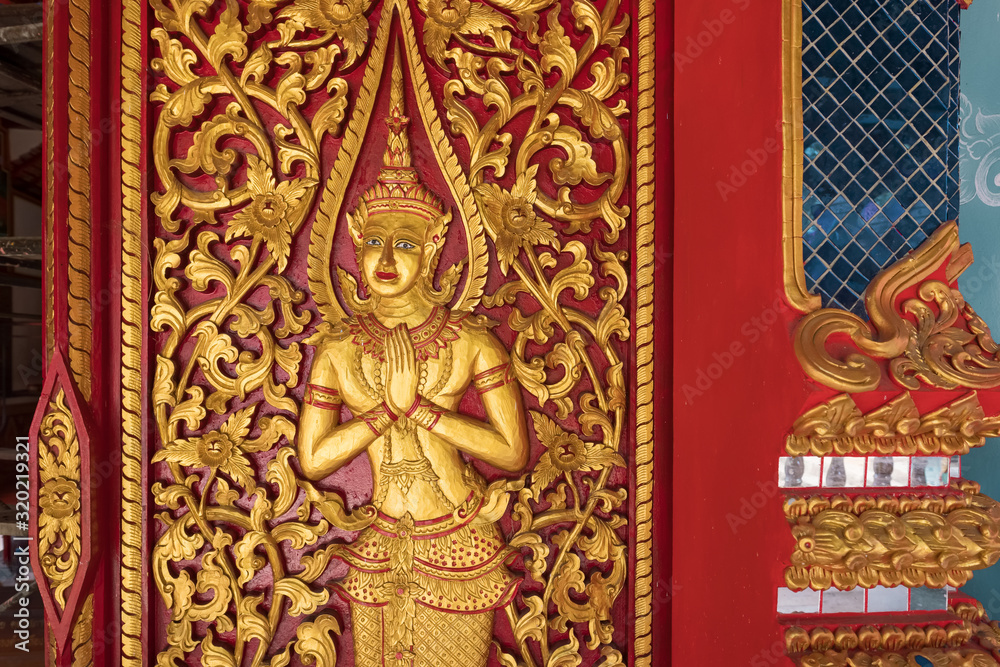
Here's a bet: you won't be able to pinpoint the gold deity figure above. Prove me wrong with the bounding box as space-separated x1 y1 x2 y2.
298 50 530 667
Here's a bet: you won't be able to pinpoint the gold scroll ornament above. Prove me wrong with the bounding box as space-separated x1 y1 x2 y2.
785 481 1000 591
794 221 1000 393
146 0 637 666
787 391 1000 457
37 388 83 610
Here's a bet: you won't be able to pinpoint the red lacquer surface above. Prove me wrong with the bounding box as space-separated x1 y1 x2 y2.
672 0 802 663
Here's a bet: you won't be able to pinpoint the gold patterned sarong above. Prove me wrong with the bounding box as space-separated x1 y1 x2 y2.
334 495 520 667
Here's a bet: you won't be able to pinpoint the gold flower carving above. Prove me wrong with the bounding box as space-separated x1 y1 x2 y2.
475 164 557 275
417 0 513 66
278 0 372 65
37 388 82 610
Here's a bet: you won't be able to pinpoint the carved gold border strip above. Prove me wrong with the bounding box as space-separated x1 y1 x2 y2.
633 0 656 664
781 0 820 313
44 0 54 358
119 0 144 661
67 0 92 400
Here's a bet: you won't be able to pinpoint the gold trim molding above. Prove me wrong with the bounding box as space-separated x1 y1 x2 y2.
793 222 1000 393
44 0 55 359
787 391 1000 456
785 481 1000 591
66 0 92 400
783 594 1000 664
119 0 144 661
782 0 821 313
785 618 1000 655
633 0 656 663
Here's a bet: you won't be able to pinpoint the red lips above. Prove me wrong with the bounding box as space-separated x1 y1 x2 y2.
375 271 398 280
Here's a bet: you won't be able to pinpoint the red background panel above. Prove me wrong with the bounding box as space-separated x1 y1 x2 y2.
672 0 805 663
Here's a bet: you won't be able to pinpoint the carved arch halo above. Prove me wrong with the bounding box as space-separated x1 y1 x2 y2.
307 0 489 324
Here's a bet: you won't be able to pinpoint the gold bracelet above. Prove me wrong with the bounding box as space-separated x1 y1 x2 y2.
361 406 394 436
405 396 445 431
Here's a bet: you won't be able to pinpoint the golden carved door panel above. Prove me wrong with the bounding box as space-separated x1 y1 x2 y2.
127 1 658 665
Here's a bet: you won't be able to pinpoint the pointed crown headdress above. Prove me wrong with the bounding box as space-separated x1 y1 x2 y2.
354 46 447 224
341 45 461 310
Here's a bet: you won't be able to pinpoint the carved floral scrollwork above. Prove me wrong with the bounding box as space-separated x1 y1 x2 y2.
149 0 632 665
439 2 632 664
37 388 83 610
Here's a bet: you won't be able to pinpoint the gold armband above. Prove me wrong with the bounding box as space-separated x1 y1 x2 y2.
405 396 446 431
305 383 342 410
472 363 515 395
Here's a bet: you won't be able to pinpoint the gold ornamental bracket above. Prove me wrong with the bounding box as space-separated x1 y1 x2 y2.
787 391 1000 457
784 480 1000 592
28 352 96 661
793 221 1000 394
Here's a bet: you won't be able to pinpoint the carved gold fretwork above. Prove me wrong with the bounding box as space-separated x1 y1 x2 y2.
785 481 1000 591
793 222 1000 393
37 388 83 610
146 0 638 665
787 391 1000 456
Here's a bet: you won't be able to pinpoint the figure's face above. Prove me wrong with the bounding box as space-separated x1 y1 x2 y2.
360 212 431 299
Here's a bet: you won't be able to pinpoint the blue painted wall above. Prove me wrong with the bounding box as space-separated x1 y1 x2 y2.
956 0 1000 612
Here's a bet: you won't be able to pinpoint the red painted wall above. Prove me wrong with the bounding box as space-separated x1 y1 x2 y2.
672 0 805 662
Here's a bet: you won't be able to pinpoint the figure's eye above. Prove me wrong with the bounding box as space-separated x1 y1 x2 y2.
395 240 416 250
365 238 382 247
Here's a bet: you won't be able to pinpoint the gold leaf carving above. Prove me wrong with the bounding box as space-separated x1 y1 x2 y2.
795 222 1000 393
71 594 94 667
787 391 1000 456
147 0 643 665
785 481 1000 591
37 388 83 610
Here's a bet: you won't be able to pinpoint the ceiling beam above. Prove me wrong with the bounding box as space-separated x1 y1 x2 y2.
0 105 39 128
0 46 41 91
0 272 40 289
0 90 40 105
0 22 42 45
0 4 42 28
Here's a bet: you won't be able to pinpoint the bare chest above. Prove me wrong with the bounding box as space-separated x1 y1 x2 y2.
334 342 473 412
